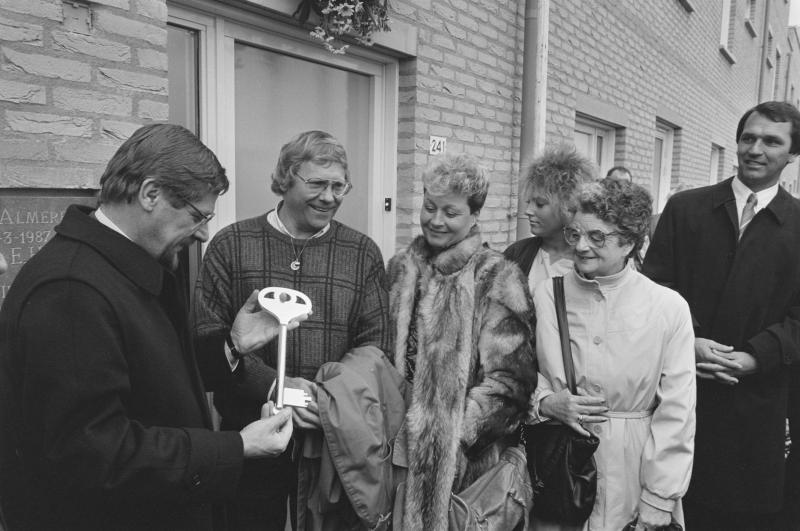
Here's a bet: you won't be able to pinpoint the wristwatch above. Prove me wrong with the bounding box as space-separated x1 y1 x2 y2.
225 332 244 360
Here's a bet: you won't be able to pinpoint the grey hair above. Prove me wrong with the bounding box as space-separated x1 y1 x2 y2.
578 179 652 258
270 130 349 196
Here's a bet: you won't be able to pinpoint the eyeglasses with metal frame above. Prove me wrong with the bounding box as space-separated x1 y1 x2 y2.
294 173 352 198
183 199 215 227
563 225 623 248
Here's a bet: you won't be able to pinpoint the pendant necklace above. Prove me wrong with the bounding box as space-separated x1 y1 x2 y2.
274 206 327 271
289 237 311 271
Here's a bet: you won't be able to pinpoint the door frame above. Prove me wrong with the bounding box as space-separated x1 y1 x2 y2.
168 2 399 258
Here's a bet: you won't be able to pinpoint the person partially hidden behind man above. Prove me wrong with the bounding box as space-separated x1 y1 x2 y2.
643 101 800 530
0 124 295 530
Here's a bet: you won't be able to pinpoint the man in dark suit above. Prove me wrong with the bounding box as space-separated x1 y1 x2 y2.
0 124 294 530
643 100 800 530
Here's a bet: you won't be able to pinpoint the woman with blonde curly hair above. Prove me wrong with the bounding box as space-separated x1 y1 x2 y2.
505 145 596 293
530 179 696 530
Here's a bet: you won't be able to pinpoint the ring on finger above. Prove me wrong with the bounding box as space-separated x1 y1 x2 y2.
577 414 585 424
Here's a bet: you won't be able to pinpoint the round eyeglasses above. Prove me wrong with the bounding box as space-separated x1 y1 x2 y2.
295 174 352 198
563 226 623 248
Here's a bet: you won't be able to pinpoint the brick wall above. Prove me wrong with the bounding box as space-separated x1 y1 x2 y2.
545 0 794 197
392 0 525 251
0 0 168 190
3 0 798 250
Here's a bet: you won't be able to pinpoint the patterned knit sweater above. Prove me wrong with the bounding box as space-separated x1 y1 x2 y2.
193 213 391 429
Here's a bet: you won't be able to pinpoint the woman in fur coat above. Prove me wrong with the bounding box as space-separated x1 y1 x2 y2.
387 153 538 530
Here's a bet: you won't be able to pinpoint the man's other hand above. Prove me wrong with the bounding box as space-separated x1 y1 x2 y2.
695 337 758 384
240 402 293 458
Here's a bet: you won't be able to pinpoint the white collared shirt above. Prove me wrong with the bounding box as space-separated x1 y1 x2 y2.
731 176 778 224
267 201 330 239
95 207 134 241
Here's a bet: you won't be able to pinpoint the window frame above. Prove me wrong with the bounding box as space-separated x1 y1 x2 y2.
653 123 675 212
574 115 616 178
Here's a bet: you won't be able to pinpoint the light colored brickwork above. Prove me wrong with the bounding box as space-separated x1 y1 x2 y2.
0 0 168 189
544 0 796 198
2 0 799 249
392 0 525 251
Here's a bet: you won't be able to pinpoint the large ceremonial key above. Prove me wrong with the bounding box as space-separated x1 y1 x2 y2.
258 287 313 409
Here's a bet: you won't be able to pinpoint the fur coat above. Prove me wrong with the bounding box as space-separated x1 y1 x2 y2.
387 227 537 530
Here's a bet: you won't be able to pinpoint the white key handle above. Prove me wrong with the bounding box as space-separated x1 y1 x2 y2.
258 287 312 409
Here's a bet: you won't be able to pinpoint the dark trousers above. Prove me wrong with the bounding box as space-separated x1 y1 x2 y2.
684 497 783 531
222 452 295 531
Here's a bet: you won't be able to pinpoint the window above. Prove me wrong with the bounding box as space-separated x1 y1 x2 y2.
719 0 736 63
767 28 775 68
574 116 616 177
653 123 675 213
744 0 758 37
709 144 723 185
774 48 782 100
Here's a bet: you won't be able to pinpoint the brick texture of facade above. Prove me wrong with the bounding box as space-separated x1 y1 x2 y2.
0 0 169 191
393 0 524 248
1 0 799 253
545 0 798 197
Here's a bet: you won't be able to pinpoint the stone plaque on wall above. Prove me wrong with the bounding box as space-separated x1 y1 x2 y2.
0 191 97 307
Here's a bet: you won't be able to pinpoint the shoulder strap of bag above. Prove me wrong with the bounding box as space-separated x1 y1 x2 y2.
553 276 577 394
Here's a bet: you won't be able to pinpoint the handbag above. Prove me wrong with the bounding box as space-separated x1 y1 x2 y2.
522 275 599 525
392 444 532 531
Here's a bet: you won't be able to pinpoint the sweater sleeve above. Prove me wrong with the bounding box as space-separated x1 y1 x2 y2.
19 280 243 503
640 292 696 511
192 230 242 391
350 238 391 354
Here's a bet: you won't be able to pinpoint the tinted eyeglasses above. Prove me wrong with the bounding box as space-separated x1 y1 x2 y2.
295 174 352 198
563 226 623 248
183 199 215 226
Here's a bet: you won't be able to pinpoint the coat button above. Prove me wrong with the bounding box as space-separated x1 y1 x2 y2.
593 425 602 435
594 293 603 302
593 336 602 345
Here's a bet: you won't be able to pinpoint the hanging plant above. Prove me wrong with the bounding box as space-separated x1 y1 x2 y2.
293 0 391 54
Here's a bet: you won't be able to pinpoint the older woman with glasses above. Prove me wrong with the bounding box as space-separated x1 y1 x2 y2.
530 179 696 531
388 153 537 530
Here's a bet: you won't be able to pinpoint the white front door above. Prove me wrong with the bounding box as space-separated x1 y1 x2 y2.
168 5 398 257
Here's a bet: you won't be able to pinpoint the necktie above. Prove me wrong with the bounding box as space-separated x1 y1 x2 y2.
739 192 757 239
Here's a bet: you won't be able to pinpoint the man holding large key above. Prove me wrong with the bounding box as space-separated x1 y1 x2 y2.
0 124 294 530
193 130 391 530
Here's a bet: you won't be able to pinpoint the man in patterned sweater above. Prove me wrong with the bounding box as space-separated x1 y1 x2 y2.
193 130 391 530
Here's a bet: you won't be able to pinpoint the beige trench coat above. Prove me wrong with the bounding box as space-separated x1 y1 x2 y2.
531 266 696 531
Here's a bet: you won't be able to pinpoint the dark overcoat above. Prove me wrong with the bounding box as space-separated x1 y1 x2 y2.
503 236 543 276
642 177 800 514
0 206 243 530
